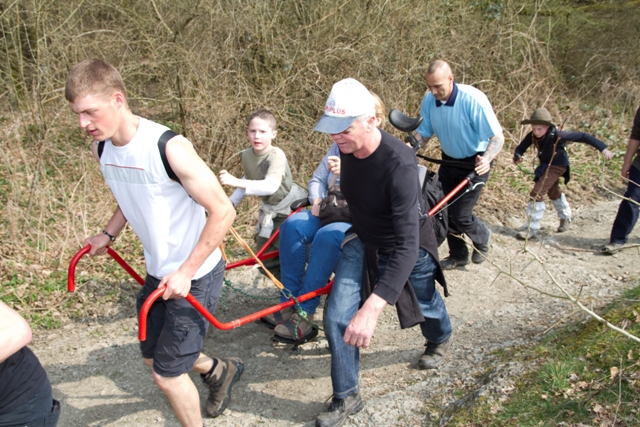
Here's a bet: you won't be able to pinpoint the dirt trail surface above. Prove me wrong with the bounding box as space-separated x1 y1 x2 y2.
31 199 639 427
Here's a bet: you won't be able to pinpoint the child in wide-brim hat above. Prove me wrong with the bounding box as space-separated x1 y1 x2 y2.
513 107 613 240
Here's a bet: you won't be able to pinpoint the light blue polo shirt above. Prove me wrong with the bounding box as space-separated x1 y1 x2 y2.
416 83 502 159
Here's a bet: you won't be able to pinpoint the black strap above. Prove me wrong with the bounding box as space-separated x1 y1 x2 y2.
157 130 180 184
96 130 181 185
416 153 476 170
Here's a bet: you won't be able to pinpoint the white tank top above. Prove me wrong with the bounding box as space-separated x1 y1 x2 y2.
100 117 221 279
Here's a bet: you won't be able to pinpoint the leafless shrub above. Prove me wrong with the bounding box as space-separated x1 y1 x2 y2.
0 0 637 306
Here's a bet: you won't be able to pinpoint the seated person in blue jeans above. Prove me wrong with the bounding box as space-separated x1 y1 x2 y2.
266 94 386 343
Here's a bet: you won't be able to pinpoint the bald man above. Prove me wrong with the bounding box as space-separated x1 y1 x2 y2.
415 60 504 270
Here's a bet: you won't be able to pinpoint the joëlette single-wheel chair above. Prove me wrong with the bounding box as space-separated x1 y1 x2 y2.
67 110 480 346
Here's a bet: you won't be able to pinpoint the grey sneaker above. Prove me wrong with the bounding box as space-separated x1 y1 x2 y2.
316 393 364 427
418 337 452 370
516 229 537 241
202 357 244 418
600 242 625 255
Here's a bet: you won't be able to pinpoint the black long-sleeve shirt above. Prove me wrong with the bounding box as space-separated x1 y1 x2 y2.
340 129 443 305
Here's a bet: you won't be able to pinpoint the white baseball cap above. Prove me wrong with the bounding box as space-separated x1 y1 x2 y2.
313 78 376 134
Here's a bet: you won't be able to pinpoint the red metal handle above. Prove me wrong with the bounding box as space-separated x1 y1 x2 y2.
428 174 474 217
138 280 333 340
67 245 144 292
68 243 333 341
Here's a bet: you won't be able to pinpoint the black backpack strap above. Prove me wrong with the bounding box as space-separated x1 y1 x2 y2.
97 140 105 158
157 130 180 185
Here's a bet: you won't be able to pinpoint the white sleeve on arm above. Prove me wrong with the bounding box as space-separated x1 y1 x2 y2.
243 176 280 196
229 186 246 207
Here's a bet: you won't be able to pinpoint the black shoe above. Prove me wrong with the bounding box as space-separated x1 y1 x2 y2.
472 230 491 264
418 337 452 370
202 357 244 418
316 393 364 427
440 256 469 270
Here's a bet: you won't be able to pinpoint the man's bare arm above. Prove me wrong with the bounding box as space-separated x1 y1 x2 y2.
621 138 640 178
85 206 128 256
161 136 236 299
476 132 504 175
0 301 32 363
414 133 432 149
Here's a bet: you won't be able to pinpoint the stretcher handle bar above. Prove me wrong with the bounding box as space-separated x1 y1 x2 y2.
139 281 333 340
225 250 278 270
68 245 145 292
428 171 477 217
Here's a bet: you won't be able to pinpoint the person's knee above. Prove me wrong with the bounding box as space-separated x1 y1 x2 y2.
143 357 153 368
314 227 344 248
152 371 181 393
152 371 169 390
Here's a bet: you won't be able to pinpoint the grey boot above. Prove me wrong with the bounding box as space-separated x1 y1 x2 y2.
552 193 572 232
516 201 545 240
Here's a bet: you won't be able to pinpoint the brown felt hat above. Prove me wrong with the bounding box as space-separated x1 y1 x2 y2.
521 108 555 126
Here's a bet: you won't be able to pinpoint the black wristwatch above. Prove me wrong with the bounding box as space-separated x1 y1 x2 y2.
102 230 116 242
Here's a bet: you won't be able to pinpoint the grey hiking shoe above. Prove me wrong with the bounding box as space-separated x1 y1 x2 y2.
557 219 569 233
202 357 244 418
440 256 469 270
316 393 364 427
600 242 625 255
418 337 452 370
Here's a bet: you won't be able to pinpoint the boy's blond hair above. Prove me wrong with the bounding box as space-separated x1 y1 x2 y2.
65 59 128 103
247 109 277 131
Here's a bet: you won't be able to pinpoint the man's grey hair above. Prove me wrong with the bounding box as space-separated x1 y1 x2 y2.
357 113 373 123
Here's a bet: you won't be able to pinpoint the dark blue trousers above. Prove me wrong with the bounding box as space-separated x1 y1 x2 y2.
610 165 640 244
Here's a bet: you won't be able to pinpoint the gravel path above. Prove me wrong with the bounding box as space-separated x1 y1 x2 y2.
31 199 639 426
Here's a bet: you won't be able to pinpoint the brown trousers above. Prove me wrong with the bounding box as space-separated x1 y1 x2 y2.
529 165 567 202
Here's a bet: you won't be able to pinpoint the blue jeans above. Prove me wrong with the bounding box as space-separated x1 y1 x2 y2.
324 237 452 399
279 210 351 314
610 165 640 244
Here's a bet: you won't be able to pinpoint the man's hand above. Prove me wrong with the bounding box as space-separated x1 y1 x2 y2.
159 269 192 300
310 197 322 217
84 233 112 256
327 156 341 176
343 293 387 349
601 149 614 160
218 170 241 187
475 155 491 175
621 161 631 179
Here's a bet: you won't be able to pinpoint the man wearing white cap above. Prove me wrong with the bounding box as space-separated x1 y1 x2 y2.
313 78 452 427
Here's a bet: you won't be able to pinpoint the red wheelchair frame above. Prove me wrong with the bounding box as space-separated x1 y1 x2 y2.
67 203 334 340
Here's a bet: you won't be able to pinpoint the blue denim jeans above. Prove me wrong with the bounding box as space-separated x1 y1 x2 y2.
610 165 640 244
279 210 351 314
324 236 452 399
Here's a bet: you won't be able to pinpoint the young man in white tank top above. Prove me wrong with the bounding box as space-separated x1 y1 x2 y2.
66 59 240 427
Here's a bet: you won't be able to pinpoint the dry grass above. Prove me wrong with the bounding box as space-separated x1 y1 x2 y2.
0 0 638 322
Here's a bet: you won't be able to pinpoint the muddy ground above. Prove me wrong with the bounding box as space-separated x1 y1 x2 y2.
31 198 639 427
